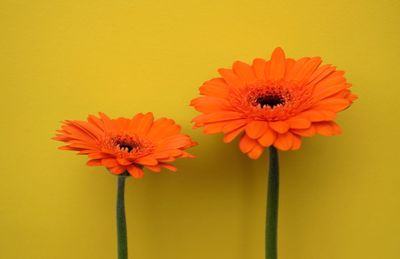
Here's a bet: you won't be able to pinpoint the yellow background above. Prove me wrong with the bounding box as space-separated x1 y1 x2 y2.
1 0 399 258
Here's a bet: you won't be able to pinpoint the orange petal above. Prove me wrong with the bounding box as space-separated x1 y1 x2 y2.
62 124 97 144
127 113 145 133
74 120 103 140
192 111 243 124
245 120 268 139
109 166 126 175
135 156 158 166
156 123 181 140
191 96 231 114
135 112 154 135
158 157 175 162
199 78 230 98
348 93 358 102
99 112 116 133
178 151 195 158
313 83 349 101
314 121 342 136
292 57 322 82
88 152 111 159
127 165 144 178
291 134 302 150
284 57 309 81
218 68 245 88
314 71 346 87
157 135 193 150
247 143 265 159
291 126 316 137
68 140 97 150
87 159 102 166
78 149 98 154
223 127 244 143
273 132 294 151
297 110 336 122
284 58 296 78
287 118 311 129
117 158 132 166
203 121 227 134
145 165 161 172
252 58 267 80
58 145 75 151
269 121 289 133
222 119 248 133
312 98 350 112
233 61 256 83
160 163 177 172
153 149 183 159
258 125 276 147
114 118 130 131
53 134 69 141
102 158 119 168
268 47 286 81
239 135 257 153
318 110 337 121
87 114 105 132
307 64 336 85
333 89 351 99
146 118 172 141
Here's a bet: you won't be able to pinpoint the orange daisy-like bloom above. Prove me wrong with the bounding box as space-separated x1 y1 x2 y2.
191 47 357 159
54 112 196 178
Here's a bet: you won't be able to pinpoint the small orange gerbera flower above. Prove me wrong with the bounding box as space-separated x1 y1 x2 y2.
54 112 196 178
191 47 357 159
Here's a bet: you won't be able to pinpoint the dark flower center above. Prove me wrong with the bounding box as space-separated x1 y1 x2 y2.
256 95 285 108
107 134 155 158
113 137 140 153
118 143 136 152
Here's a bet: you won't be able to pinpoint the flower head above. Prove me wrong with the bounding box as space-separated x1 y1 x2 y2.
191 47 357 159
54 112 196 178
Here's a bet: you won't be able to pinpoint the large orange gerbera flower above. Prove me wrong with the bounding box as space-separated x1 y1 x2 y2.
191 47 357 159
54 112 196 178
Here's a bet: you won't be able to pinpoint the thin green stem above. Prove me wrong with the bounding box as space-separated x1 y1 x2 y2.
266 146 279 259
117 173 128 259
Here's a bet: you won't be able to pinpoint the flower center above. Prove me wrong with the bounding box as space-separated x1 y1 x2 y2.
117 142 137 152
230 81 313 121
255 95 285 108
246 86 289 110
112 136 141 153
102 133 155 158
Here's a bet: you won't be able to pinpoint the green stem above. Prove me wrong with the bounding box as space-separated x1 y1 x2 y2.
266 146 279 259
117 173 128 259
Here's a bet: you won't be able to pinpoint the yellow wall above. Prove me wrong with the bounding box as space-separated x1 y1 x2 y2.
1 0 399 258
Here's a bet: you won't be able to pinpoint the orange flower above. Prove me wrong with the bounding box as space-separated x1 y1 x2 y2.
191 47 357 159
54 112 196 178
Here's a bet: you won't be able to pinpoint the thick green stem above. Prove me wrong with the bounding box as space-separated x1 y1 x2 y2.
266 146 279 259
117 173 128 259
